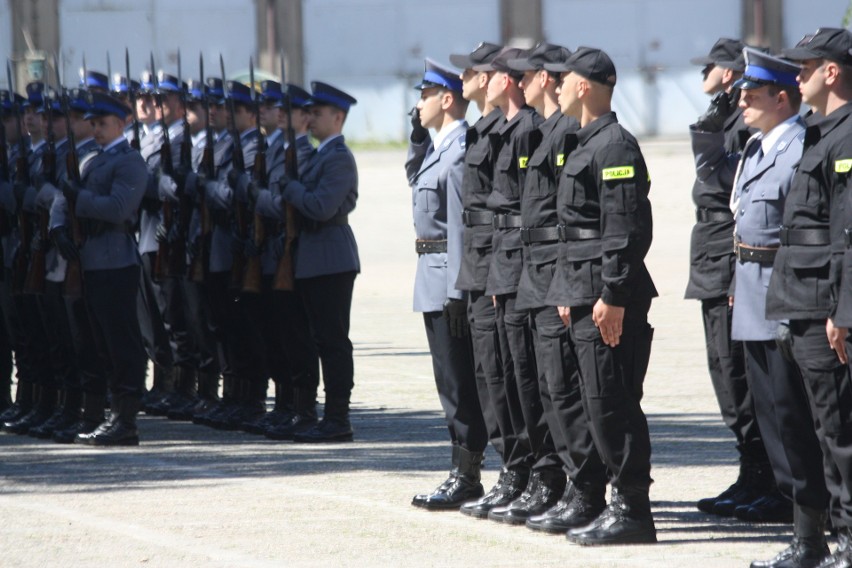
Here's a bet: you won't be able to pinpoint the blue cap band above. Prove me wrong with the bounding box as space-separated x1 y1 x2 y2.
422 69 462 92
743 64 799 87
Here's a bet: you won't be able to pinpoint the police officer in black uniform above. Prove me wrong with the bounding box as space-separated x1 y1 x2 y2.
687 38 779 519
761 28 852 568
546 47 657 546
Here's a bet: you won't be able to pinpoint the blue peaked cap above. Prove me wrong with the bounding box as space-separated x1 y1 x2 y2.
308 81 357 112
415 58 463 92
734 47 800 90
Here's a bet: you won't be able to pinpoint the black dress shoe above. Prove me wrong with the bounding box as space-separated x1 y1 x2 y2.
78 419 139 447
0 402 29 424
265 414 318 441
293 418 354 443
526 482 606 533
30 409 79 439
735 491 793 524
459 468 528 518
413 471 459 508
243 409 295 435
566 490 657 546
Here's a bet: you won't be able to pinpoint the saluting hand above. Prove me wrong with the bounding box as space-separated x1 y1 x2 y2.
593 298 625 348
827 318 848 364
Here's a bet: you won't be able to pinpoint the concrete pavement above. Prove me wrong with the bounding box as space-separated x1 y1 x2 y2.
0 140 796 567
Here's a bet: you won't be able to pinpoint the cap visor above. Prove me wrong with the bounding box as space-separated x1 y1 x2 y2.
732 77 764 90
543 62 572 73
507 58 536 72
781 46 821 61
689 55 714 66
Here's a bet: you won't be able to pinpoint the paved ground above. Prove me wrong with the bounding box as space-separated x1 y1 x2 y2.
0 140 798 567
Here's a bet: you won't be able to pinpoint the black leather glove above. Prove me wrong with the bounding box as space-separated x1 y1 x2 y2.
244 238 262 258
51 227 80 262
270 233 285 259
227 168 246 191
443 298 469 339
409 106 428 144
61 179 83 200
694 90 736 133
172 164 191 192
775 322 795 363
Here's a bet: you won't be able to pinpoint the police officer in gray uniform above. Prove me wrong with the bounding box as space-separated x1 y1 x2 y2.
62 91 148 446
280 81 360 443
716 47 830 568
406 58 488 509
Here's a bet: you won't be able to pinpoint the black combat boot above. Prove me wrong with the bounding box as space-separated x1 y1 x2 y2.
566 486 657 546
265 387 318 440
460 468 508 518
143 365 174 415
30 389 82 439
708 443 774 517
735 489 793 523
165 367 200 420
526 481 606 533
459 466 529 518
818 527 852 568
750 505 829 568
414 447 484 510
413 445 460 508
244 380 295 434
493 468 567 525
55 392 105 444
0 380 34 423
79 396 141 447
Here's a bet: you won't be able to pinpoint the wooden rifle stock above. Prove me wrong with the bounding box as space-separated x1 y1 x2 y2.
273 141 299 292
242 147 267 294
23 209 48 295
153 136 174 283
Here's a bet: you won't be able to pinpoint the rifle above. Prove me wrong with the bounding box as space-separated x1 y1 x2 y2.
273 50 299 292
0 91 8 184
23 72 57 295
151 53 174 283
221 55 248 291
167 49 192 278
57 55 83 298
189 52 213 283
126 49 141 150
8 60 31 295
242 57 266 293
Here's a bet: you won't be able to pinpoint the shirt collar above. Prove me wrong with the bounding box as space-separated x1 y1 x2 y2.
759 114 800 154
266 129 282 148
432 119 464 152
577 112 618 145
317 133 342 153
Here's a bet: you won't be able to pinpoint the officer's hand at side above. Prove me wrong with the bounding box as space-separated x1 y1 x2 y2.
558 306 571 327
827 318 848 364
592 298 625 347
693 90 735 133
443 298 469 338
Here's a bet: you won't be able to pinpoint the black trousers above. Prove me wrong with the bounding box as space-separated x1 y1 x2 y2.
0 272 21 388
274 284 319 403
161 274 195 371
85 265 147 402
496 293 554 471
468 290 529 469
423 310 488 453
139 252 173 371
298 271 356 419
791 320 852 528
180 277 220 375
701 297 761 449
40 281 78 393
206 271 241 392
569 302 654 491
744 340 827 509
531 305 607 485
66 291 107 396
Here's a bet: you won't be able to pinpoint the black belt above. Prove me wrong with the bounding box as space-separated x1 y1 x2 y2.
302 214 349 232
462 210 493 227
415 239 447 254
557 225 601 242
520 226 560 245
735 244 777 263
779 227 830 246
696 207 733 223
492 213 523 229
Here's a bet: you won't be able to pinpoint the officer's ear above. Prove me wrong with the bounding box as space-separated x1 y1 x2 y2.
721 67 736 87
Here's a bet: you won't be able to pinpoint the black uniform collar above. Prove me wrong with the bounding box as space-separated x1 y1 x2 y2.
538 109 563 137
577 111 618 145
475 107 504 135
807 101 852 139
496 105 535 137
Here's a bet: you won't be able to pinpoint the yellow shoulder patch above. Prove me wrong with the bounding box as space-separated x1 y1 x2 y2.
601 166 635 181
518 156 529 169
556 153 565 167
835 159 852 173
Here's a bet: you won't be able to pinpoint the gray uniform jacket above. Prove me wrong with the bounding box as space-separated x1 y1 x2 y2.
254 132 316 275
405 121 467 313
75 139 147 271
139 121 184 255
204 128 259 273
281 135 360 279
730 118 805 341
